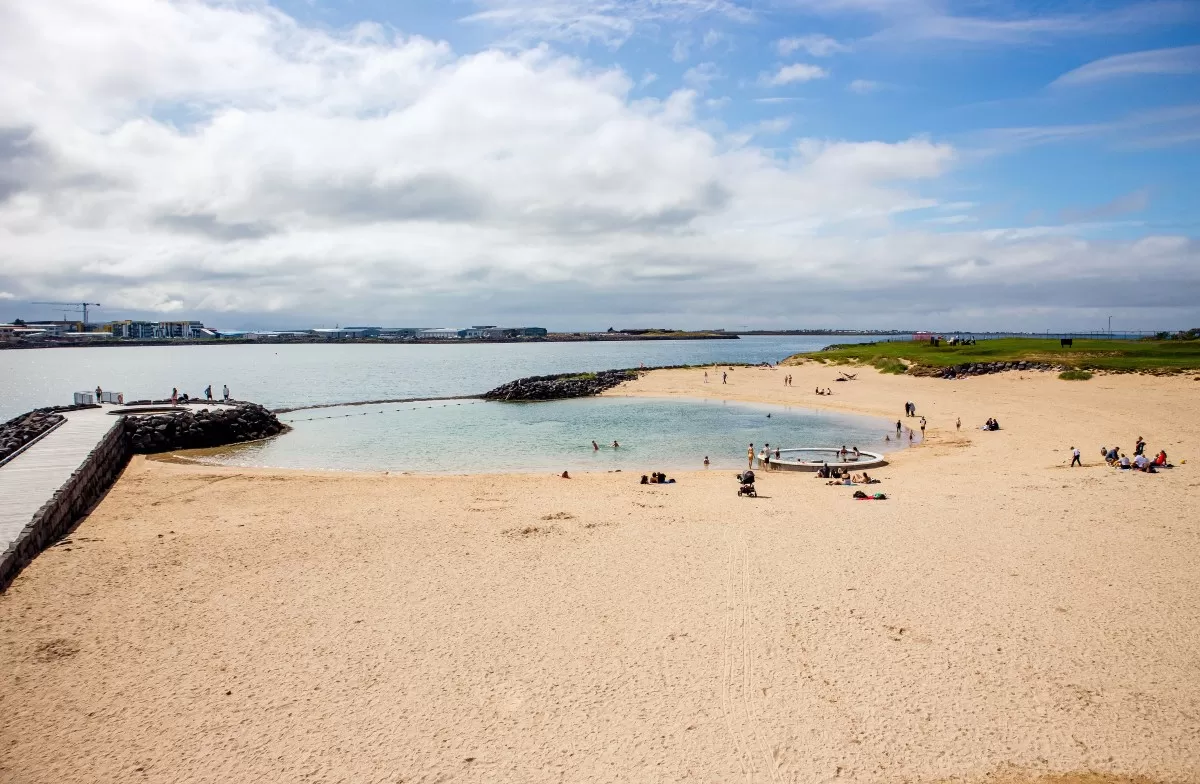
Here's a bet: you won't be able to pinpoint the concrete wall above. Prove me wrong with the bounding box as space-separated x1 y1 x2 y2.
0 421 130 591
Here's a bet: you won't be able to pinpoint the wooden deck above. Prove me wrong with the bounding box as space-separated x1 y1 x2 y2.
0 407 121 556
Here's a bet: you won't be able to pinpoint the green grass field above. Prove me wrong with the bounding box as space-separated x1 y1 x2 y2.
788 338 1200 373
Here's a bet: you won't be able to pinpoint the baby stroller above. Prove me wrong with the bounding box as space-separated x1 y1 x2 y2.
737 470 757 497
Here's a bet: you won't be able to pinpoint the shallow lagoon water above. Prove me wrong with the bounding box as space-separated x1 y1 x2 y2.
204 396 900 474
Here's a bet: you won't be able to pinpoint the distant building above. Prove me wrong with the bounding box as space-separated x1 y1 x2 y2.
312 327 373 340
0 324 49 340
106 320 158 339
24 320 83 336
156 320 206 339
418 328 461 340
378 327 423 339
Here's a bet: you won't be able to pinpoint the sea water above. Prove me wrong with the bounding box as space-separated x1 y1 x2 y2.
202 396 897 474
1 336 901 473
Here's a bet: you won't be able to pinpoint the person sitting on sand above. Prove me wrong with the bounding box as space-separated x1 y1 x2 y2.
561 471 570 479
640 475 649 484
1133 454 1149 472
1106 447 1120 465
1118 453 1131 469
1154 450 1167 466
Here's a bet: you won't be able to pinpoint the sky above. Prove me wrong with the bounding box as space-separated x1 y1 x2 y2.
0 0 1198 332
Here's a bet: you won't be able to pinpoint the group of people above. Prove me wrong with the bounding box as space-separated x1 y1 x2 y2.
591 440 620 450
982 418 1001 431
783 374 794 386
748 443 782 468
903 401 918 417
1100 436 1172 472
169 384 230 405
815 387 833 395
640 472 675 484
815 462 878 485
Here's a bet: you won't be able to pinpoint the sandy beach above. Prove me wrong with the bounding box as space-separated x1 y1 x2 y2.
2 365 1198 783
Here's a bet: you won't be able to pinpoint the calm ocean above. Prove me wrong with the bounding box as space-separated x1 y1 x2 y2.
1 336 903 472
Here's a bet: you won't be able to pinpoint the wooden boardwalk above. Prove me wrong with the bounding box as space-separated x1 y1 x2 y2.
0 407 121 556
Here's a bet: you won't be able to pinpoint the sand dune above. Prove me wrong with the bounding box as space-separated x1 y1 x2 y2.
1 365 1197 783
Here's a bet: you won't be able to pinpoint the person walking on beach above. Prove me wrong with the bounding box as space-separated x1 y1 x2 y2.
723 372 727 384
747 443 755 468
171 387 178 405
1070 446 1082 467
956 417 961 431
920 417 926 437
704 371 708 383
205 384 213 401
896 420 902 435
222 384 230 402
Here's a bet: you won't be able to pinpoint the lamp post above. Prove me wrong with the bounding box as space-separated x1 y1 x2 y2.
1108 315 1112 338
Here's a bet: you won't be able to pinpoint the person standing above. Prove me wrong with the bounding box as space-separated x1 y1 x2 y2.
1070 446 1082 467
956 417 961 431
592 440 599 451
95 385 102 402
704 371 708 383
222 384 230 402
205 384 213 401
747 443 755 468
896 420 902 435
920 417 926 437
723 372 727 384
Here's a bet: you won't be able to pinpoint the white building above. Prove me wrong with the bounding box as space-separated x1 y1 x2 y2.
418 328 461 340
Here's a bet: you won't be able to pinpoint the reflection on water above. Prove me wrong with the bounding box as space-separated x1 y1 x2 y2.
201 396 901 474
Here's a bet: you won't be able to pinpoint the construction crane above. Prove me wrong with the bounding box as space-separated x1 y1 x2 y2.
31 301 101 328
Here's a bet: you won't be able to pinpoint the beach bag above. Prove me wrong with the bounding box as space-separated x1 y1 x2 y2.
853 490 867 499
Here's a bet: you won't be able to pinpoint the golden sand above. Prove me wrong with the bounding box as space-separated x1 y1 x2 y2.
1 365 1197 783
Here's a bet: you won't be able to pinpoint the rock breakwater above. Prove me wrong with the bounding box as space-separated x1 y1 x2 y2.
907 361 1061 379
125 403 288 453
484 370 640 401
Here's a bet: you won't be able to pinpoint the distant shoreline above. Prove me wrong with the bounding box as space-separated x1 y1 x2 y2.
0 332 740 350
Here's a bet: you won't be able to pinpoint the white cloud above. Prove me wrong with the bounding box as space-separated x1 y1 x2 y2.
754 117 793 135
777 34 848 57
795 138 956 180
672 37 690 62
1051 45 1200 87
639 71 658 88
763 64 829 86
462 0 755 47
683 63 721 91
0 0 1195 328
702 29 726 49
0 291 15 300
848 79 881 93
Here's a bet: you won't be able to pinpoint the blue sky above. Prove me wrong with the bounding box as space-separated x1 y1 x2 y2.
0 0 1197 330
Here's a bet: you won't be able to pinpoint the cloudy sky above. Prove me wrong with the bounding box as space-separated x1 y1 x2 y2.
1 0 1198 331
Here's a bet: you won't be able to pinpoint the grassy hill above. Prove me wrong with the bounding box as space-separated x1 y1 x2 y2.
786 338 1200 374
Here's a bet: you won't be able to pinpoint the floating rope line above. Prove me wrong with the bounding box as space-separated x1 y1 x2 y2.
279 400 482 423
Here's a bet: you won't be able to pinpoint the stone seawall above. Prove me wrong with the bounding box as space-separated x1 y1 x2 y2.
0 421 129 591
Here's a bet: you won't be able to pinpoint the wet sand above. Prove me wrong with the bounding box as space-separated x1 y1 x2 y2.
1 365 1197 783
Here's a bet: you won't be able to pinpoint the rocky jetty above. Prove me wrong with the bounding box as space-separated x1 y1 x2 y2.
907 361 1061 379
484 370 640 401
125 403 288 453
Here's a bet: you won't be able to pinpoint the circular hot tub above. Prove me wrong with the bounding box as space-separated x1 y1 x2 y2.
766 447 887 472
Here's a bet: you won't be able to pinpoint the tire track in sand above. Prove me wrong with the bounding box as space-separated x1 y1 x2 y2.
721 528 780 783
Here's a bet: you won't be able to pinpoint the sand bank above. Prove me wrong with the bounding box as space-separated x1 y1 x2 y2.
1 366 1198 783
